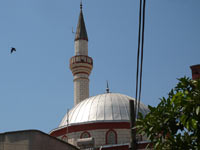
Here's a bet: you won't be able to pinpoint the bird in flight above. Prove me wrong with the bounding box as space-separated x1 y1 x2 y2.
10 47 16 54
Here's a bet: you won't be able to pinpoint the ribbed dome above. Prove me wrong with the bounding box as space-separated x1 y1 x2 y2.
59 93 149 127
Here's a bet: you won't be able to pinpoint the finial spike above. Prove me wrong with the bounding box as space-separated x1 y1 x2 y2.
106 80 110 93
80 0 83 10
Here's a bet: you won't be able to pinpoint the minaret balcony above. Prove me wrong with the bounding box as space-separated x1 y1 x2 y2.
70 55 93 76
70 55 93 65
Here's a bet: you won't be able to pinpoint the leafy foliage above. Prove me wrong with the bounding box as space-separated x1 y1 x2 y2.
136 77 200 149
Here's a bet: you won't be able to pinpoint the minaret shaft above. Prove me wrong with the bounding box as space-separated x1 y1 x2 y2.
75 40 88 55
74 74 89 105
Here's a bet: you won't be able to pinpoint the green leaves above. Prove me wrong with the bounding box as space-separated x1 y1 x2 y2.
191 119 197 129
136 77 200 149
196 106 200 115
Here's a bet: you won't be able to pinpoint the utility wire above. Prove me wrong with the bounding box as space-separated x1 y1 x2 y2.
135 0 146 118
132 0 146 149
135 0 143 119
137 0 146 117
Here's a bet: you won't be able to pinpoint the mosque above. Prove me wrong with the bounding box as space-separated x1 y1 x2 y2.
0 3 199 150
49 3 150 150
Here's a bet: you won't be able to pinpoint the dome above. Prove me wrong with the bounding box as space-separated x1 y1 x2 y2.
59 93 149 127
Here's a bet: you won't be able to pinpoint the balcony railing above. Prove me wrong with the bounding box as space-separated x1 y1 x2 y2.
70 55 93 65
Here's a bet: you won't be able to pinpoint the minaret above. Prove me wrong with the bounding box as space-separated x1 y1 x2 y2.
70 3 93 106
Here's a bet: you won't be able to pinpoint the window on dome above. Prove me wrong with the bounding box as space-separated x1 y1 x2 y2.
106 130 117 144
80 131 90 139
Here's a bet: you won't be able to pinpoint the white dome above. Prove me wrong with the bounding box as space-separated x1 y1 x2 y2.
59 93 149 127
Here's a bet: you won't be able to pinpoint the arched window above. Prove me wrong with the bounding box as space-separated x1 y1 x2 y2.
61 135 68 142
106 129 117 144
80 131 91 139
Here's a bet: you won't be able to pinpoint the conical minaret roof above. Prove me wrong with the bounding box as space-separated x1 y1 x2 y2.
75 3 88 41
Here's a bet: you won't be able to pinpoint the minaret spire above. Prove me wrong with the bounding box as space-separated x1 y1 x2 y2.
75 1 88 42
70 4 93 106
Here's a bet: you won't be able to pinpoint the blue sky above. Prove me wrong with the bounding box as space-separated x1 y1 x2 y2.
0 0 199 133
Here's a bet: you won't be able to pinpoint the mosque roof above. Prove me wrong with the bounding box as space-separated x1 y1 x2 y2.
59 93 149 127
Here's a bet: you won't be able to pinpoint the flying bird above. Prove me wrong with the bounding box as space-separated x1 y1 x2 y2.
10 47 16 54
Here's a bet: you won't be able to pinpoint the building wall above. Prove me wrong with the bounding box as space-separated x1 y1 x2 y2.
0 130 78 150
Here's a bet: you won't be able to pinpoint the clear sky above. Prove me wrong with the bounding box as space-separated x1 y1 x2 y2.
0 0 199 133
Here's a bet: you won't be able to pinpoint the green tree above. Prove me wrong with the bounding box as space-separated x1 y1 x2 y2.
136 77 200 149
